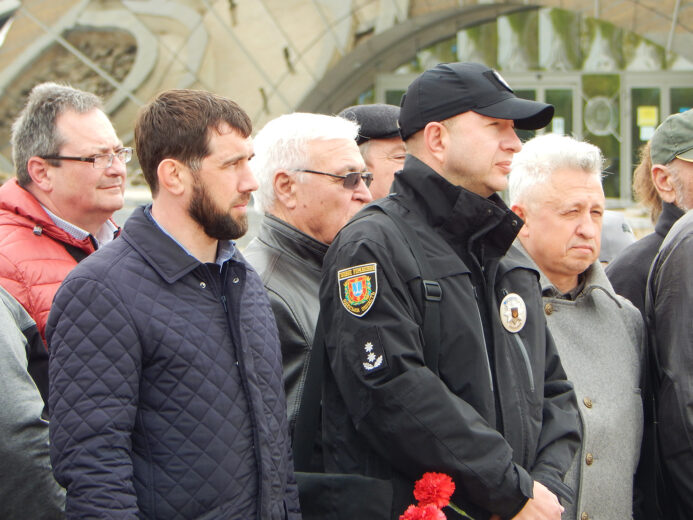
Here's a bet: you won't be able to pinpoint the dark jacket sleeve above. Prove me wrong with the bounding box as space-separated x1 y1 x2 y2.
529 325 581 501
320 237 533 518
649 234 693 512
48 278 141 518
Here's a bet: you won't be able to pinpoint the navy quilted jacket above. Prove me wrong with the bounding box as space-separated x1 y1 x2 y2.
47 206 301 520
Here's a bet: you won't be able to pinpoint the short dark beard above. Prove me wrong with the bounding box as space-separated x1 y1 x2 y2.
188 173 248 240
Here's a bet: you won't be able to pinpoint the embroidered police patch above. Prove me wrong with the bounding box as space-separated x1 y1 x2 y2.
357 327 388 375
338 263 377 317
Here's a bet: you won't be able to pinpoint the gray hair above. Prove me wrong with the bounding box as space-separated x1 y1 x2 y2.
250 112 359 213
509 133 604 206
11 82 103 187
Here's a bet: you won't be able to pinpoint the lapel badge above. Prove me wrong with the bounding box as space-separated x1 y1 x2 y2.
338 263 377 317
499 292 526 333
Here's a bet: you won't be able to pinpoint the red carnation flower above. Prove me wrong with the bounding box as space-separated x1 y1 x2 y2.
414 472 456 508
400 504 447 520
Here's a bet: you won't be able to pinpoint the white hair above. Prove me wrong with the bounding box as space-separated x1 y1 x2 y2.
250 112 359 213
509 133 605 206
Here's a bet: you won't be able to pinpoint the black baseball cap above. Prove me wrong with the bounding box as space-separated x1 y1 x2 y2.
338 104 401 145
398 62 554 140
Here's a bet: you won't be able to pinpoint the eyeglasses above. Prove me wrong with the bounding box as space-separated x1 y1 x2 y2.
294 168 373 189
40 147 133 169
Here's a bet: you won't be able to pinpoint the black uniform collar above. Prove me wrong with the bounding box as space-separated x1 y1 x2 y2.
259 213 328 267
391 155 522 259
655 202 685 238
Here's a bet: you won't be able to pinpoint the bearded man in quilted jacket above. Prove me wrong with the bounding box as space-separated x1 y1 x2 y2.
48 89 301 519
0 82 126 407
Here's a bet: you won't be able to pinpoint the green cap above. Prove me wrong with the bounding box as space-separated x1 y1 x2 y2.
650 109 693 165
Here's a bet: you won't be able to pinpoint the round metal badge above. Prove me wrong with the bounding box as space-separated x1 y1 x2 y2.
499 292 526 333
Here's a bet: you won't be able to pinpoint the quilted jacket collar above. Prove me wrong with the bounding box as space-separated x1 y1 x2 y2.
121 205 228 284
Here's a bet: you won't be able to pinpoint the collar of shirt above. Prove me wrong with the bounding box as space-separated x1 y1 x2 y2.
542 272 586 301
40 204 118 248
144 205 236 268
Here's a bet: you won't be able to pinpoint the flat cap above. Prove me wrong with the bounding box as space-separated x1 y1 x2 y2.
398 62 554 140
338 104 401 145
650 109 693 165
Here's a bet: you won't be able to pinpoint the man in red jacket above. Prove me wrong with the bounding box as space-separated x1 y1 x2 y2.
0 82 128 404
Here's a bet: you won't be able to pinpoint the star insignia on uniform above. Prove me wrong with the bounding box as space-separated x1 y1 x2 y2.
364 342 373 352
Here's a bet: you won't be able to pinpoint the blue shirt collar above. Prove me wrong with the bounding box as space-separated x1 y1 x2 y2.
144 205 236 267
40 204 117 247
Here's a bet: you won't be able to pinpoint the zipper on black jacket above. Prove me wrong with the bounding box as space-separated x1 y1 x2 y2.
472 285 494 395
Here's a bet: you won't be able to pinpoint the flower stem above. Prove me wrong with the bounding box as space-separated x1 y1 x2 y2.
447 502 474 519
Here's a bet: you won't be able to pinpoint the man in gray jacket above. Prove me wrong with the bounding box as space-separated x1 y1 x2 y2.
244 112 373 433
509 133 644 520
0 285 64 519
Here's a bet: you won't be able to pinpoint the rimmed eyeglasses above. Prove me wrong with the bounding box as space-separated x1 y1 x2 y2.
40 147 133 169
294 168 373 189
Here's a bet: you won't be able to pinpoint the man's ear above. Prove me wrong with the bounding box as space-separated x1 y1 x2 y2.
26 156 53 193
510 203 530 237
157 158 187 196
422 122 447 164
273 170 297 209
651 164 676 204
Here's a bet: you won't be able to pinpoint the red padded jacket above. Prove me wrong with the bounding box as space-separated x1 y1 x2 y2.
0 179 106 342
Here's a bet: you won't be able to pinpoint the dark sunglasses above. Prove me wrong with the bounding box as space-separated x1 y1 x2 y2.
294 168 373 189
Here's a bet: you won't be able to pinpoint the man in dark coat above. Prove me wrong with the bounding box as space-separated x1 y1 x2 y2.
644 110 693 520
606 109 693 520
317 62 581 519
606 109 693 318
48 89 301 519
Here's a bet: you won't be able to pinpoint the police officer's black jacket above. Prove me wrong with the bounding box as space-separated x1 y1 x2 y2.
317 156 581 519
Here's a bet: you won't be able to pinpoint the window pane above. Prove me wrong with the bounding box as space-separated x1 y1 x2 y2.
671 88 693 114
546 89 573 136
385 90 405 106
631 88 660 168
583 74 621 198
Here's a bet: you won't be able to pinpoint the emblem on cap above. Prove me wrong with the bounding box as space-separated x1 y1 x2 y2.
338 263 378 317
492 69 512 91
499 292 526 333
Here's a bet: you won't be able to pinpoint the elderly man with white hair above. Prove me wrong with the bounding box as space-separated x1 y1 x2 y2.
509 133 644 520
244 112 373 434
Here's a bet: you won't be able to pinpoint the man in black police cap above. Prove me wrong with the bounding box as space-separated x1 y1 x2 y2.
316 62 581 519
339 104 406 198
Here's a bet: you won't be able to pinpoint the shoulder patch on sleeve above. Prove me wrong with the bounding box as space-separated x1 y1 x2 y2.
338 262 377 317
357 326 388 375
